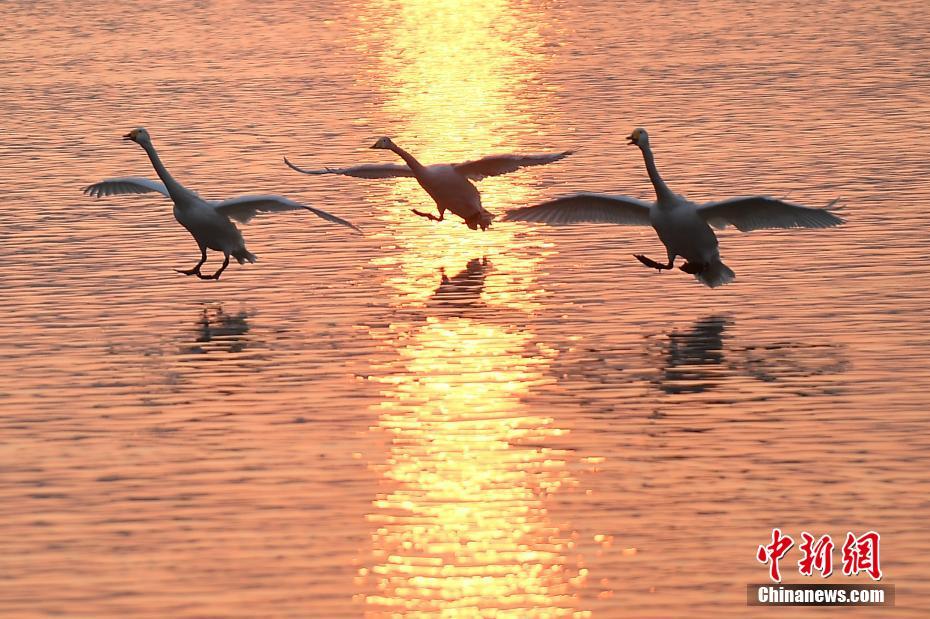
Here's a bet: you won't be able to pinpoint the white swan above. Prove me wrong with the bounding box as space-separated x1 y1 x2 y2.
285 137 572 231
503 128 844 287
84 127 360 280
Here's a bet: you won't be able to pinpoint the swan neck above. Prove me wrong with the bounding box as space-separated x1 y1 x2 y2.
641 144 673 201
141 140 186 200
390 144 427 175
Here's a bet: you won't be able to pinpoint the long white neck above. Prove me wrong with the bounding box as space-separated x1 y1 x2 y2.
640 143 674 202
389 144 428 176
140 139 189 202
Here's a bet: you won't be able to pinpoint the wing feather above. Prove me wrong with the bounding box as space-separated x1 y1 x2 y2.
698 196 844 231
503 192 652 226
83 177 169 198
213 195 361 232
284 157 414 179
453 151 573 181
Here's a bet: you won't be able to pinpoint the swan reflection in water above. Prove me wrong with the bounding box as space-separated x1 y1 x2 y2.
648 316 847 395
653 316 729 394
428 257 493 312
552 315 846 403
181 305 251 356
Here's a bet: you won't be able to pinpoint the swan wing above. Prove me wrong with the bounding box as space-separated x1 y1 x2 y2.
213 195 361 232
83 177 170 198
453 150 574 181
502 192 652 225
698 196 844 231
284 157 414 179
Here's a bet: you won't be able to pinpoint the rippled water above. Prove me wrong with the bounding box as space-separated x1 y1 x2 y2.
2 1 930 617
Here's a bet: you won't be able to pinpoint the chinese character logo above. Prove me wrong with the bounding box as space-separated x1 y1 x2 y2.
757 529 882 582
757 528 794 583
842 531 882 581
798 532 834 577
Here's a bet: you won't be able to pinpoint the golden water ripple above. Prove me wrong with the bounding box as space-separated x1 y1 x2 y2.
2 1 930 617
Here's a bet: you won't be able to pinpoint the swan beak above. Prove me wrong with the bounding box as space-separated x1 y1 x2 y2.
123 132 134 141
626 134 636 145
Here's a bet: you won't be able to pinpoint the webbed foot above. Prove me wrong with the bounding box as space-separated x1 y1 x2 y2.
634 254 673 271
411 209 443 222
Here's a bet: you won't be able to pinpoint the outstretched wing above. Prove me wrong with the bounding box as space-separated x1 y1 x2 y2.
698 196 844 231
83 177 169 198
213 195 361 232
503 192 652 226
453 150 573 181
284 157 414 179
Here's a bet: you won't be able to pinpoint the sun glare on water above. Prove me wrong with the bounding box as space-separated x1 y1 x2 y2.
358 0 589 616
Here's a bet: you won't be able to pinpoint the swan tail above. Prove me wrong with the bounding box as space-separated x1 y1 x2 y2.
696 259 735 288
233 248 257 265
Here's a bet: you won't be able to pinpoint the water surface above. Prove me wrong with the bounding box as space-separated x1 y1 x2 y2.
2 1 929 616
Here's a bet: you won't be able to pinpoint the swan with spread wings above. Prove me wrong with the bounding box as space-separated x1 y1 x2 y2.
84 127 360 280
504 128 844 287
285 137 572 231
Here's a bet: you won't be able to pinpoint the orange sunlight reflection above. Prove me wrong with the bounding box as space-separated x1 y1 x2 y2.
359 0 588 616
366 320 583 616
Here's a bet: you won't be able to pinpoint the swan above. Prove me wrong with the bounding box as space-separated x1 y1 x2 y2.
84 127 360 280
503 128 844 287
284 137 572 231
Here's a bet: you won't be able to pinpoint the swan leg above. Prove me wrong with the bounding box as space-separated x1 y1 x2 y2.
176 245 208 276
411 209 444 222
634 254 674 271
201 254 230 280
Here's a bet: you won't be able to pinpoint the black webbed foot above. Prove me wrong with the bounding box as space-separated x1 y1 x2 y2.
634 254 672 271
411 209 442 222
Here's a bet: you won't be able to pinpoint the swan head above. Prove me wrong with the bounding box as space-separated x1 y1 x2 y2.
370 136 396 150
123 127 151 145
627 128 649 148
